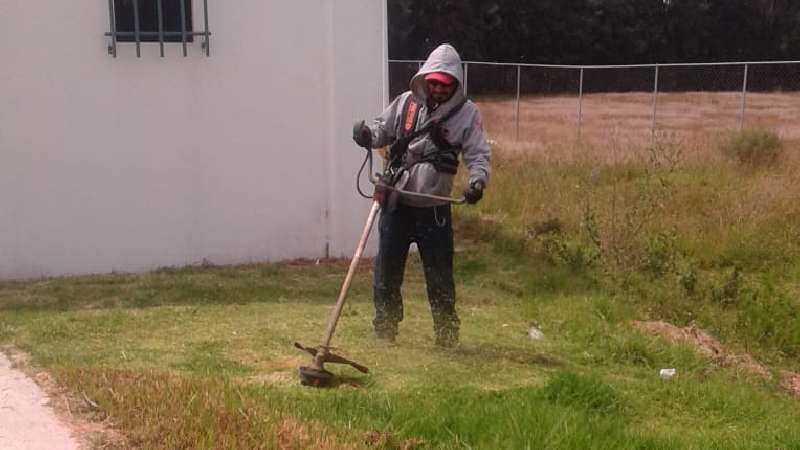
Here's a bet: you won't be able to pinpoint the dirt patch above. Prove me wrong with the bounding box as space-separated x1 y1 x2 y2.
364 430 425 450
781 371 800 397
1 347 123 449
631 321 800 399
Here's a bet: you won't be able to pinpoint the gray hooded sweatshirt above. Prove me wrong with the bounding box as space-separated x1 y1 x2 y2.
367 44 491 207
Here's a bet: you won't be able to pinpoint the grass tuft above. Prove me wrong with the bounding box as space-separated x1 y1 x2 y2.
541 371 622 413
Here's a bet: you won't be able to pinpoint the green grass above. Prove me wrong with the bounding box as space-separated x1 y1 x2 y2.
2 141 800 448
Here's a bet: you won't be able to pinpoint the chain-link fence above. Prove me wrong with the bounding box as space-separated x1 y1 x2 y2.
389 60 800 146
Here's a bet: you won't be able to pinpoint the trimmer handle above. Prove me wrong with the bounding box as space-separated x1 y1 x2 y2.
368 172 466 205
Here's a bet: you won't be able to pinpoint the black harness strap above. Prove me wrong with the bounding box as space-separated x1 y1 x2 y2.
388 97 467 175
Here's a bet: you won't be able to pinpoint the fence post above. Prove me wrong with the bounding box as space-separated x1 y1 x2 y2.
740 63 749 130
463 63 469 97
578 67 584 139
515 64 521 141
651 64 660 145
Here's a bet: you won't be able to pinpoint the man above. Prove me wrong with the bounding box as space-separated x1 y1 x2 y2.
352 44 491 347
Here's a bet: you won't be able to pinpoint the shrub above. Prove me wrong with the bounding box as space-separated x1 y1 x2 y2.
542 237 600 272
718 127 783 167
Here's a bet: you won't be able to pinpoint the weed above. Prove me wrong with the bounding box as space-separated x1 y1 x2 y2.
639 232 677 278
541 237 601 272
710 266 742 306
676 265 698 296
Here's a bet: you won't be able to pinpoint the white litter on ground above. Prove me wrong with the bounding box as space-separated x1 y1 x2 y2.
528 325 545 340
0 352 78 450
659 368 677 379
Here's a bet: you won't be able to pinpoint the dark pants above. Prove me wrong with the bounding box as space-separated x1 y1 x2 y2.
373 203 459 343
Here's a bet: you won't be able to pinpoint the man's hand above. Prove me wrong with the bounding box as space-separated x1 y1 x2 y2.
352 120 372 149
463 180 485 205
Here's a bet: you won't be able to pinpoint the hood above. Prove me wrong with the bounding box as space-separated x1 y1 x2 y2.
409 44 465 118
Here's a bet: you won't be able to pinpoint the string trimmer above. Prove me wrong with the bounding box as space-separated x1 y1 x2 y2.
295 128 466 388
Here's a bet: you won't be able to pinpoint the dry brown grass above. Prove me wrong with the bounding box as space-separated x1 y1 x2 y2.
55 368 360 450
2 346 125 449
476 91 800 164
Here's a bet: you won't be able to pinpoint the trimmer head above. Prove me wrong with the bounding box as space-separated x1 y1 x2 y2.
294 342 368 388
298 366 334 387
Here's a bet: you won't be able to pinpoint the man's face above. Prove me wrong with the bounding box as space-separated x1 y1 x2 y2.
427 79 456 104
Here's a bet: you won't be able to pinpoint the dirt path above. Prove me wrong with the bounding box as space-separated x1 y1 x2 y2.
0 352 78 450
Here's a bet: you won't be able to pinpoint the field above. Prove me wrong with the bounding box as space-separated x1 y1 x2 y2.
2 94 800 449
478 91 800 157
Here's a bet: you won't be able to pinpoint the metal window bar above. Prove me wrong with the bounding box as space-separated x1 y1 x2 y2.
106 0 212 58
107 0 117 57
133 0 141 57
203 0 210 56
179 0 187 56
157 0 164 57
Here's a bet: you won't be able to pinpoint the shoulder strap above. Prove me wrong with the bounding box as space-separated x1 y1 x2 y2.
406 99 468 142
438 99 468 124
400 96 421 138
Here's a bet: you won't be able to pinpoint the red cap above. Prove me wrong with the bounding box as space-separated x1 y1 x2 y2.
424 72 455 85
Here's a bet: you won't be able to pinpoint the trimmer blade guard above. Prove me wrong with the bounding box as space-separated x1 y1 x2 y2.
294 342 369 388
298 366 334 387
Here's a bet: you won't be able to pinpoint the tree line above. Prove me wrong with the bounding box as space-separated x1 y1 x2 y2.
389 0 800 64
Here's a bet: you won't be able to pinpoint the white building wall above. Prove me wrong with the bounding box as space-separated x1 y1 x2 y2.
0 0 387 279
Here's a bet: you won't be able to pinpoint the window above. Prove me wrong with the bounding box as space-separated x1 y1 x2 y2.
106 0 211 57
114 0 193 43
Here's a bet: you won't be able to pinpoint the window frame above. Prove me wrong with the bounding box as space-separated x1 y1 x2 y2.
106 0 211 58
